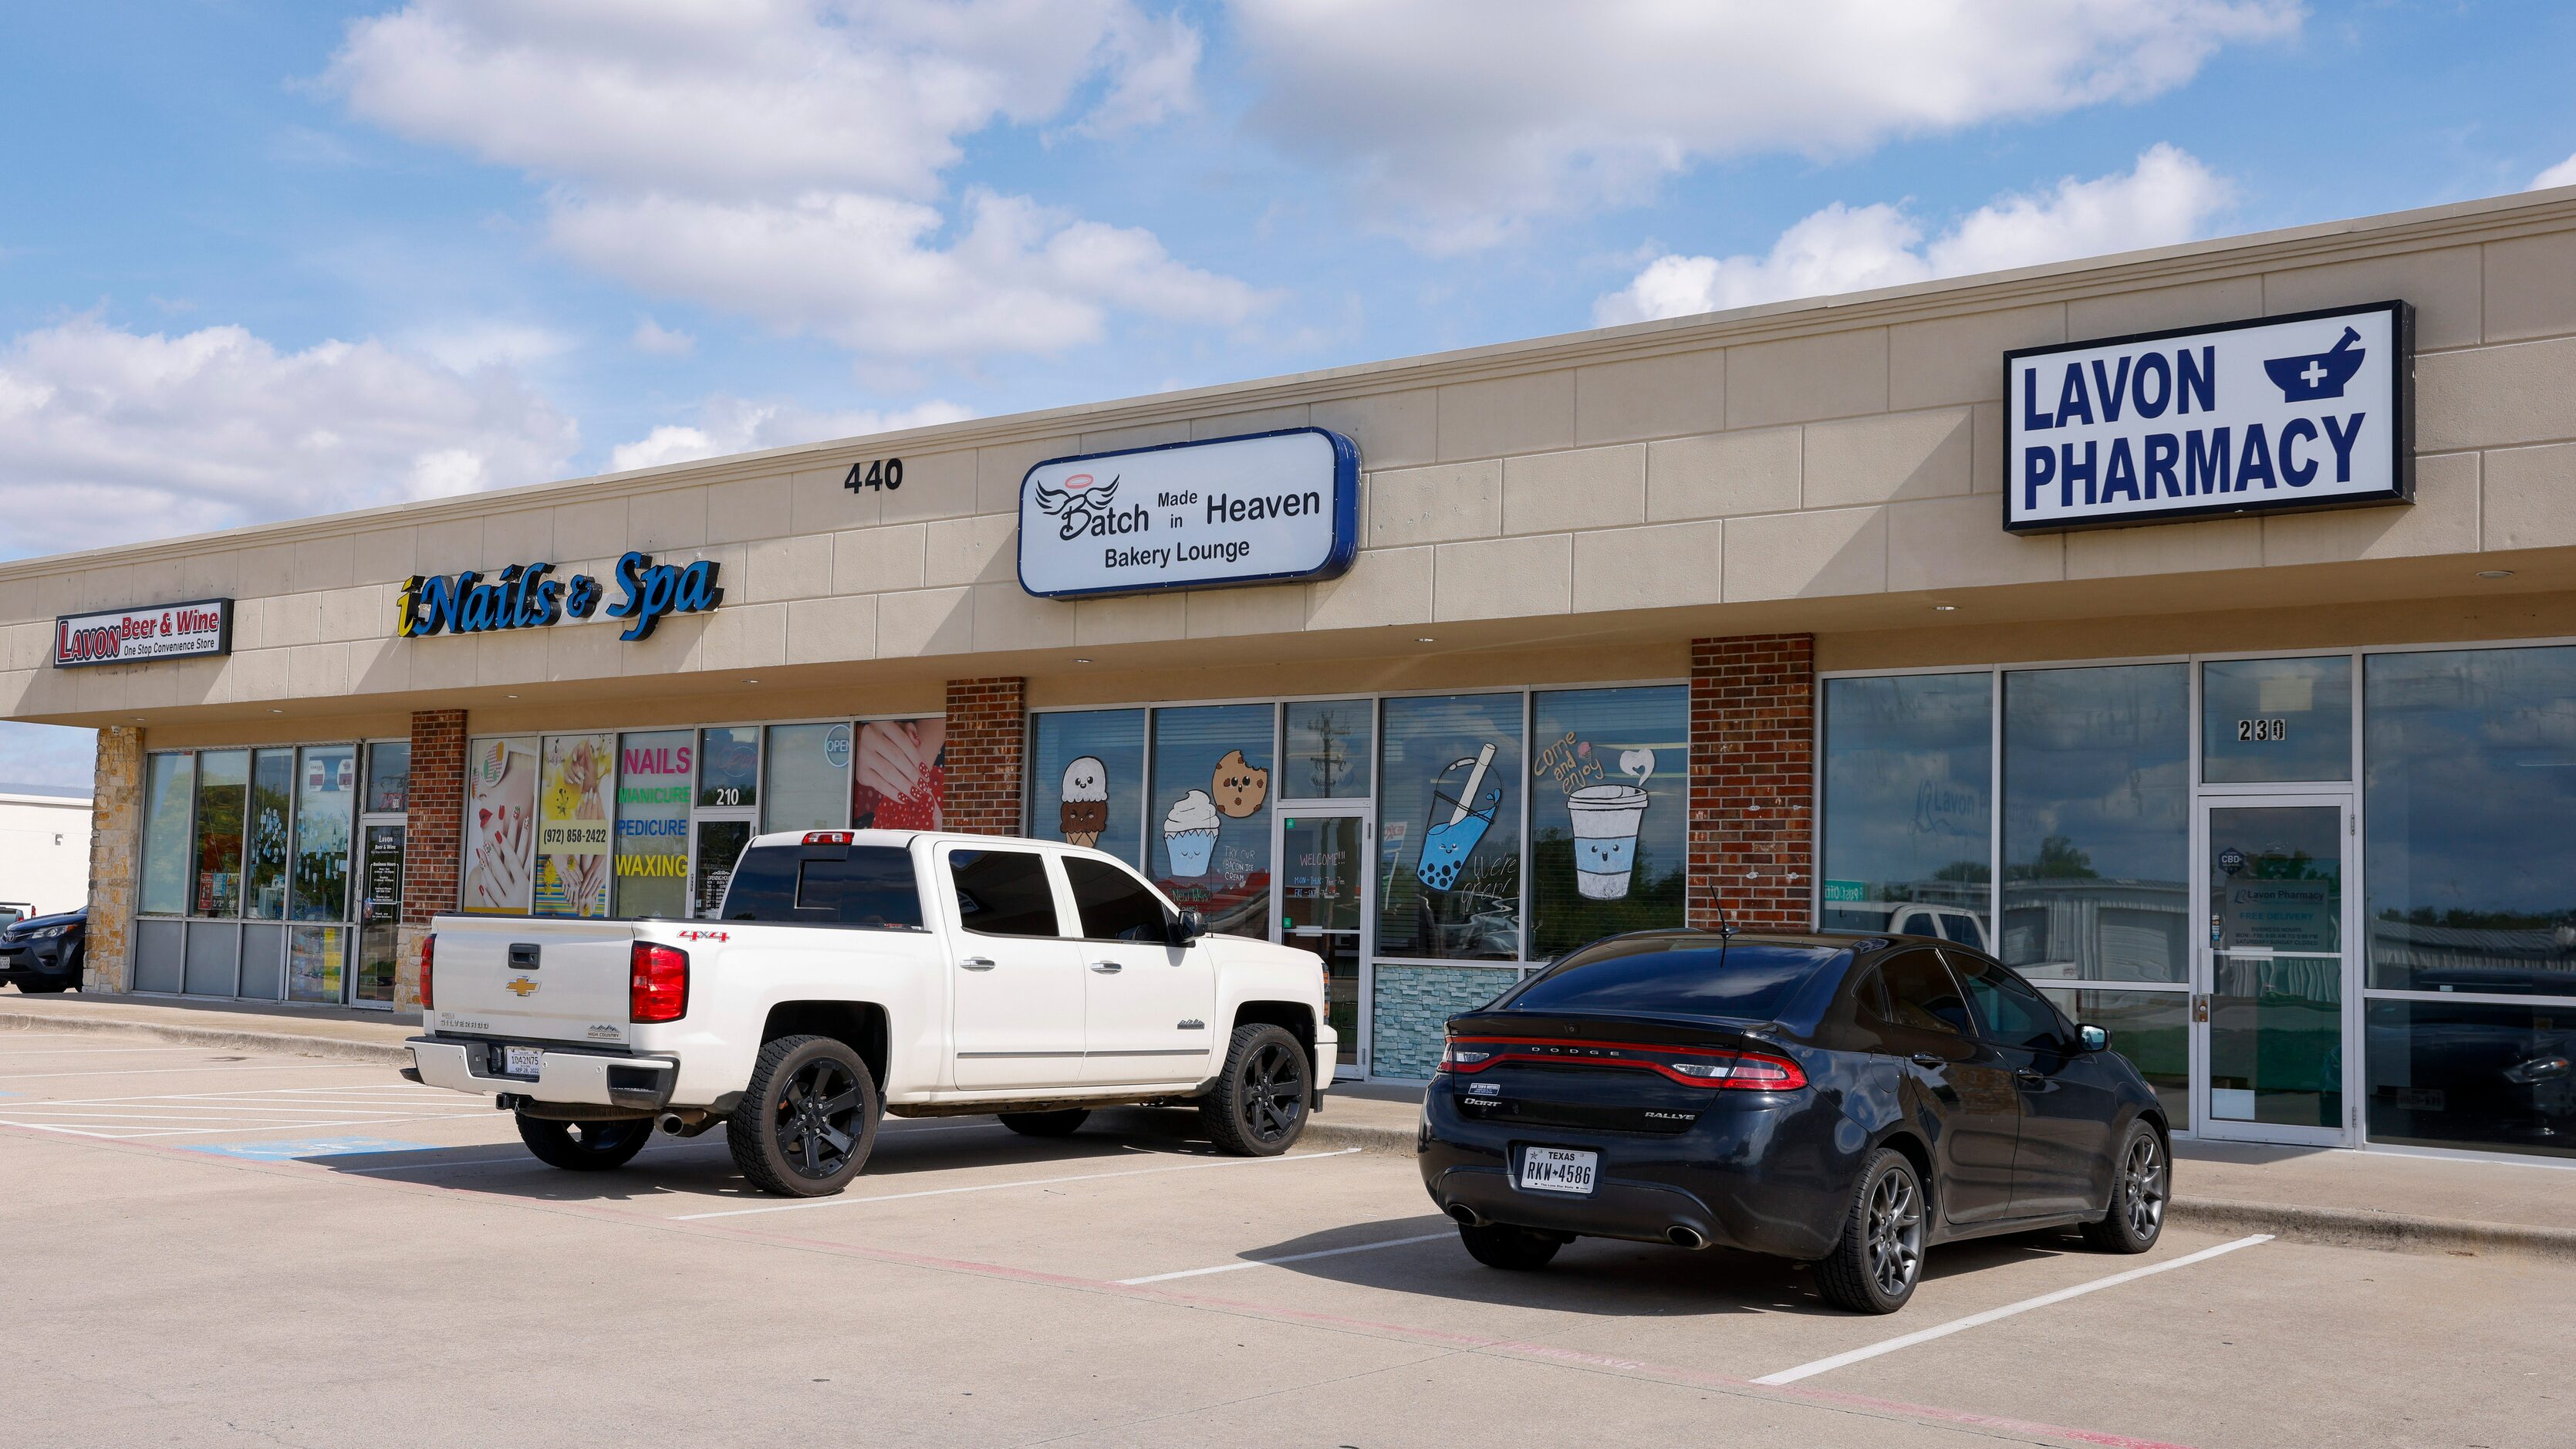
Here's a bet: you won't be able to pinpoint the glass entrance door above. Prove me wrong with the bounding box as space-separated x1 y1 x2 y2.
1276 810 1367 1076
2196 799 2352 1144
689 816 755 919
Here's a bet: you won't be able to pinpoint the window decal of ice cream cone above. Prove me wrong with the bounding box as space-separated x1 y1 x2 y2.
1059 755 1108 848
1163 789 1220 878
1568 749 1656 900
1416 743 1499 893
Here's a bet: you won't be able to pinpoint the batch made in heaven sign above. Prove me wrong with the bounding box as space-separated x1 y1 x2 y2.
1016 427 1361 600
2004 300 2414 533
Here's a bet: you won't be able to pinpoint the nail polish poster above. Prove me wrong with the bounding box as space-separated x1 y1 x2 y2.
534 733 615 918
852 718 947 830
461 737 537 914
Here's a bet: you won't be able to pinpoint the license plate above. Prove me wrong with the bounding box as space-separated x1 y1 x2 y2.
1518 1146 1598 1195
501 1045 544 1079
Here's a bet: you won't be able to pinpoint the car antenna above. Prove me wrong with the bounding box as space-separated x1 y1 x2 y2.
1715 903 1739 939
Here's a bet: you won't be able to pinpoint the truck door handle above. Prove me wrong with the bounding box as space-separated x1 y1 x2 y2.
1090 961 1123 974
960 957 997 971
1909 1053 1946 1069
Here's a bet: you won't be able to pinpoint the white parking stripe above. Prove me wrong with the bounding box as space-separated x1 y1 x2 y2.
0 1045 258 1056
1751 1234 2274 1386
674 1147 1361 1221
1116 1231 1455 1285
0 1063 370 1083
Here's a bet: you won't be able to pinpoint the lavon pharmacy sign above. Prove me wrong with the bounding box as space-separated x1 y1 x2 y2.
2004 300 2413 533
1017 427 1360 599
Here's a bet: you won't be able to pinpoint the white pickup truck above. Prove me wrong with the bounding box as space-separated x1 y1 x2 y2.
405 829 1335 1196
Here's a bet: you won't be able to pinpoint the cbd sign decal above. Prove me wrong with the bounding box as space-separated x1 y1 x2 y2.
397 550 722 643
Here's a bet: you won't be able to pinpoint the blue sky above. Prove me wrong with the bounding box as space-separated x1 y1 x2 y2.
3 1 2574 786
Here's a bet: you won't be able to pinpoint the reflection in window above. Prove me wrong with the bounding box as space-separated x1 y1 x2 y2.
2037 986 2189 1130
2365 647 2576 997
1030 710 1146 868
1376 694 1522 961
194 750 248 917
246 748 294 920
2203 656 2351 783
763 723 851 833
292 745 355 921
1149 704 1274 937
140 754 194 917
2368 999 2576 1160
697 726 759 809
615 730 694 919
364 741 411 813
2002 665 2189 985
1821 674 1992 950
1528 686 1686 958
1283 699 1372 799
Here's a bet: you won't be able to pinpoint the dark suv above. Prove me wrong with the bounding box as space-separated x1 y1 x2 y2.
0 907 87 993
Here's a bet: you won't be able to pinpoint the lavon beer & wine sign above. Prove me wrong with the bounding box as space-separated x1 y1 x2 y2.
52 598 234 667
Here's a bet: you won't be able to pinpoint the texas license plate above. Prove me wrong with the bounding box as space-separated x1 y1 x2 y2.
1518 1146 1598 1195
501 1045 544 1079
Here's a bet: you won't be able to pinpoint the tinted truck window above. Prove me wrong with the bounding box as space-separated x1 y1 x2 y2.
1064 856 1169 942
949 849 1062 937
1505 939 1845 1021
721 845 924 929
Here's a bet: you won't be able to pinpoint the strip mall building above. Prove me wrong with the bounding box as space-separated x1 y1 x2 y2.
12 189 2576 1165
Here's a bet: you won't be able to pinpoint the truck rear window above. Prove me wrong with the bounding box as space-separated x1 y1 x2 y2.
1503 938 1845 1022
720 845 926 930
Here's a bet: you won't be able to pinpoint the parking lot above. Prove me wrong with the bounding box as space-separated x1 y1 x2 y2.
2 1028 2562 1448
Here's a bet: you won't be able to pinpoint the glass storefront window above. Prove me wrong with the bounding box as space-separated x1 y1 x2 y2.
1283 699 1372 799
1377 694 1523 961
534 734 615 917
1528 686 1686 958
698 726 759 809
245 748 294 920
2036 986 2190 1131
763 723 851 833
288 924 346 1005
615 730 693 919
193 750 248 917
2365 647 2576 997
2001 664 2189 985
2203 656 2351 783
852 718 947 829
2367 998 2576 1159
291 745 355 921
140 754 195 917
461 737 537 914
365 741 411 813
1148 704 1275 937
1031 709 1146 867
1821 674 1993 950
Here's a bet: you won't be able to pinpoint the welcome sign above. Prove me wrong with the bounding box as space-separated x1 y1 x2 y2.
1017 427 1359 599
2004 301 2412 533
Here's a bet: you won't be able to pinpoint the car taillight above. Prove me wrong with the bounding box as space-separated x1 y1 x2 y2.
1438 1038 1493 1072
802 831 852 845
630 941 690 1023
418 933 435 1011
1440 1035 1808 1091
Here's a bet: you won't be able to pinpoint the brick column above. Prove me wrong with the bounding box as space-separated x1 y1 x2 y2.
1687 635 1815 933
942 677 1027 836
82 726 143 993
396 709 466 1009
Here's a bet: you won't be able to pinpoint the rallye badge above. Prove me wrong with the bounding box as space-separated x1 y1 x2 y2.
506 976 538 997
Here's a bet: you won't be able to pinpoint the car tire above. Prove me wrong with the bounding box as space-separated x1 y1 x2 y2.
515 1113 654 1171
1200 1022 1309 1157
2081 1120 2168 1255
728 1034 880 1198
1815 1147 1927 1315
997 1108 1091 1137
1457 1221 1563 1271
16 976 71 994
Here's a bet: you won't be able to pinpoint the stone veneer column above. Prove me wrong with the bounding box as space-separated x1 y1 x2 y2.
942 677 1027 836
1687 634 1815 933
82 726 143 993
396 709 466 1010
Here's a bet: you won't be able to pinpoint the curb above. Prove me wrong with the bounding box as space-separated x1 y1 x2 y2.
0 1012 413 1067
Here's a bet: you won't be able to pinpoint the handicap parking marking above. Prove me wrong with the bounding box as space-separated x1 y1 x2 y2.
1751 1233 2274 1387
1116 1231 1457 1285
671 1147 1362 1221
182 1137 437 1161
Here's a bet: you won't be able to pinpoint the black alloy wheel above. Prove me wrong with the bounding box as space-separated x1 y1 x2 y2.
515 1112 655 1171
2082 1122 2168 1253
1815 1147 1926 1314
1202 1022 1310 1157
729 1034 880 1197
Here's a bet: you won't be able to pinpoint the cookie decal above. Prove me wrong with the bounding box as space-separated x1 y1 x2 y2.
1211 748 1269 819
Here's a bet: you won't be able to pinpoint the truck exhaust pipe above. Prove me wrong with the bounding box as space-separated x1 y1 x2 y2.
1666 1226 1706 1250
658 1109 720 1137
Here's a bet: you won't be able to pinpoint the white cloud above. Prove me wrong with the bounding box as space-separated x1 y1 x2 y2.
630 316 696 356
2534 152 2576 189
0 316 577 556
1233 0 2298 252
0 722 96 792
331 0 1251 360
404 319 576 372
1595 145 2231 324
610 395 974 473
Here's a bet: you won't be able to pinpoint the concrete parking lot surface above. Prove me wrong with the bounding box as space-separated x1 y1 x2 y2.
2 1028 2560 1447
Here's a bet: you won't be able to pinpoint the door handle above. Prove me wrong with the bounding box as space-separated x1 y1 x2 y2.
960 957 997 971
1909 1052 1946 1069
2015 1067 2047 1083
1090 961 1123 974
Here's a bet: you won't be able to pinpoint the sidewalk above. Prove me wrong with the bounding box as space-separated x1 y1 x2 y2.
12 991 2572 1258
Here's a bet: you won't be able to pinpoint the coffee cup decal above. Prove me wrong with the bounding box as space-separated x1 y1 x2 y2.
1568 749 1656 900
1416 743 1499 893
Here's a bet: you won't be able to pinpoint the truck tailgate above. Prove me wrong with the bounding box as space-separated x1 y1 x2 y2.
429 917 641 1045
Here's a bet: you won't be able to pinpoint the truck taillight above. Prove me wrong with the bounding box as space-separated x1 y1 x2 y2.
418 933 435 1011
802 831 852 845
630 941 689 1023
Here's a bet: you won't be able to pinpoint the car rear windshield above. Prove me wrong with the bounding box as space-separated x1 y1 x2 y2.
1504 939 1845 1021
719 845 926 930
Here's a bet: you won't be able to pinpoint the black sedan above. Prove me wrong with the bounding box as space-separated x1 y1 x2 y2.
0 907 86 993
1417 928 2169 1313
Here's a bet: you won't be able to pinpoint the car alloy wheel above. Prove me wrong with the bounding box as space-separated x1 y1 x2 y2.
773 1057 863 1179
1866 1166 1923 1299
2122 1131 2167 1241
1238 1038 1306 1144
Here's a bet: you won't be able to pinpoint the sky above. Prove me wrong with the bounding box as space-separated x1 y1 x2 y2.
4 0 2574 788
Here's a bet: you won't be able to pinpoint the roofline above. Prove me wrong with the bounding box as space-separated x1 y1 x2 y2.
11 184 2576 584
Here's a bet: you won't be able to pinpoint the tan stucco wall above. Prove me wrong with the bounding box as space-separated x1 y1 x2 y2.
12 188 2576 731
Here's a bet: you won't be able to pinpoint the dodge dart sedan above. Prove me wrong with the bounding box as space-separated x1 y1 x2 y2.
1417 928 2170 1313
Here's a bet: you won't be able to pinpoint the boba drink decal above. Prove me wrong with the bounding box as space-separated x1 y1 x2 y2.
1059 755 1109 848
1416 743 1501 892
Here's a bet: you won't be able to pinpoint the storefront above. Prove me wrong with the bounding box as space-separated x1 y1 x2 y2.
12 187 2576 1166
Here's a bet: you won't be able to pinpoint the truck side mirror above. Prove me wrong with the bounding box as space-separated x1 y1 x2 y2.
1169 909 1207 947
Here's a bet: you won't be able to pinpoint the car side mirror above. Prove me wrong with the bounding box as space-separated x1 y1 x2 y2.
1168 909 1207 947
2078 1023 2111 1052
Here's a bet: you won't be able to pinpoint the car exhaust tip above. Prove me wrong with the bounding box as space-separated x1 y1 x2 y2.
657 1113 687 1136
1447 1204 1484 1228
1666 1227 1706 1250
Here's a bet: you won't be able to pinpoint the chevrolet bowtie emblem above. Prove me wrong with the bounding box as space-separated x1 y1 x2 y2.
505 976 538 998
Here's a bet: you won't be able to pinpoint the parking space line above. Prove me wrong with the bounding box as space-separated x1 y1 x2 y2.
0 1063 373 1082
0 1045 261 1056
671 1147 1361 1220
4 1113 497 1140
1751 1233 2274 1387
1117 1231 1454 1285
